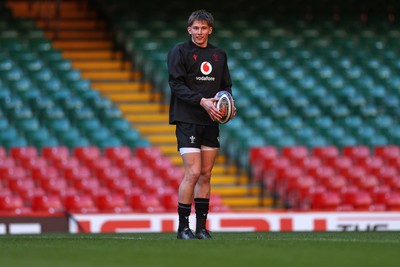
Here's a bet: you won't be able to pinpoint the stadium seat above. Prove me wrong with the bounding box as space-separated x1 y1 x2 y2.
19 156 48 170
64 166 92 183
31 194 64 213
0 166 28 181
9 146 38 161
311 146 340 162
0 146 6 158
130 193 165 213
96 166 123 182
0 195 31 214
341 186 373 211
281 146 309 163
157 166 184 189
84 156 112 172
373 187 400 211
104 146 133 162
73 146 101 163
72 177 102 194
285 175 317 209
97 194 133 213
342 145 371 163
249 146 279 181
31 166 60 181
309 187 342 211
42 146 70 161
135 146 163 163
65 194 99 213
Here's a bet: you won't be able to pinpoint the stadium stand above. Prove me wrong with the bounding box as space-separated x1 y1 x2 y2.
2 0 400 212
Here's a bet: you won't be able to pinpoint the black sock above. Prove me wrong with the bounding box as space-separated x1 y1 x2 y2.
178 202 192 231
195 198 209 232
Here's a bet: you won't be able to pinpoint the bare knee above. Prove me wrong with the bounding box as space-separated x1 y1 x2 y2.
199 170 212 184
183 170 201 186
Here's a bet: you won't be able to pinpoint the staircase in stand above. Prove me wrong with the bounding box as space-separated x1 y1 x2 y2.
6 0 272 210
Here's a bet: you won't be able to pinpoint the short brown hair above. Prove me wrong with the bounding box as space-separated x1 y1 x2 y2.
188 10 214 27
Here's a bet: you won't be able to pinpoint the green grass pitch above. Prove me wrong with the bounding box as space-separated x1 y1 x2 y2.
1 232 399 267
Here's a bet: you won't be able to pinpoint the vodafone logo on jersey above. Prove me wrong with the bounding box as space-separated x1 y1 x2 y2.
200 61 212 75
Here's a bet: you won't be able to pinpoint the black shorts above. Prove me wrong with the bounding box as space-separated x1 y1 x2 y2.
175 122 220 150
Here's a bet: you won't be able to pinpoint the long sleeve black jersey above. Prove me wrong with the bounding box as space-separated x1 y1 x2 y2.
167 40 232 125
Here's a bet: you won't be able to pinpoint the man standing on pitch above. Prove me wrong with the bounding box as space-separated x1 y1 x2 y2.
167 10 235 239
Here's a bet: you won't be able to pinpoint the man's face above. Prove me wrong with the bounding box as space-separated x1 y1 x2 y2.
188 20 212 48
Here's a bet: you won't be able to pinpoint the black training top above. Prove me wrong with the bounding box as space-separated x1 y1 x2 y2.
167 40 232 125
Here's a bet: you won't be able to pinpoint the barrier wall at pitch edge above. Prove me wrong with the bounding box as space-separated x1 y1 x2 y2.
69 212 400 233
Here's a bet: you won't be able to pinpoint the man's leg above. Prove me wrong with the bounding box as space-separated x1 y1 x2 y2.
177 151 201 239
194 147 218 239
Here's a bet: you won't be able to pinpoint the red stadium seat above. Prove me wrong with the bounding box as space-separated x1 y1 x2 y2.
39 178 78 200
135 146 163 163
96 166 123 182
275 166 303 198
104 176 132 192
20 157 48 170
281 146 309 163
341 186 373 210
85 156 113 173
311 146 339 162
31 166 60 182
65 194 99 213
296 156 323 175
319 174 347 193
158 166 184 189
42 146 70 162
374 146 400 162
126 165 154 182
310 187 341 211
40 178 69 193
10 182 45 203
325 156 353 174
353 175 379 193
341 166 367 182
130 193 166 213
0 188 12 197
0 158 17 183
72 177 102 193
73 146 101 163
146 157 174 174
136 176 166 195
358 156 385 175
0 195 32 214
53 157 80 171
0 166 28 181
374 189 400 211
160 190 178 211
0 147 6 158
375 166 398 182
97 194 132 213
285 175 317 209
32 194 64 213
64 166 92 183
308 165 335 181
10 146 38 162
116 156 143 170
387 157 400 171
380 175 400 192
249 146 279 181
342 145 371 164
263 157 291 193
104 146 132 162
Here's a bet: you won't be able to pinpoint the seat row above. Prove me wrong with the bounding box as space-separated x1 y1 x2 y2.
250 145 400 211
0 145 230 214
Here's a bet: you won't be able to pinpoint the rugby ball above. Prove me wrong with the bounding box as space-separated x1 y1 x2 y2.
214 91 234 124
